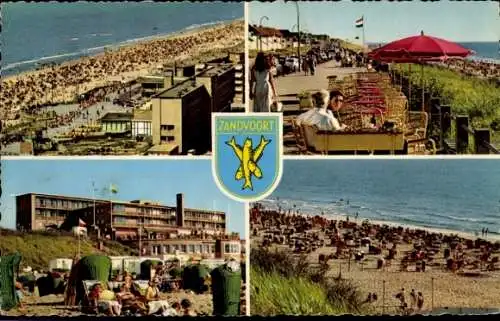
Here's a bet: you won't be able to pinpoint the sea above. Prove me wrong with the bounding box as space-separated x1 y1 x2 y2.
460 42 499 62
1 2 243 76
260 160 500 237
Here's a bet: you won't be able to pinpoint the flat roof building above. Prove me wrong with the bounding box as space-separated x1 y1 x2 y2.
151 79 211 155
16 193 226 235
196 64 236 113
99 112 133 135
15 192 241 259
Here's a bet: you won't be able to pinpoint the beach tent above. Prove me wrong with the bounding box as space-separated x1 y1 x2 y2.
211 262 241 316
369 31 472 111
0 253 22 311
65 254 112 306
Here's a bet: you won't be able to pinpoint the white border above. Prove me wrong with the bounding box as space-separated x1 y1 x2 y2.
244 201 250 316
244 1 250 113
282 155 500 160
211 112 284 203
0 155 213 160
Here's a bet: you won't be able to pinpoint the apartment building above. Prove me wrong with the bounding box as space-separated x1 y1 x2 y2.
151 78 212 155
196 64 236 113
15 193 225 235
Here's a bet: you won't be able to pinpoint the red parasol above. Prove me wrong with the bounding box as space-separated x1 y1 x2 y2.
368 31 473 111
369 31 472 61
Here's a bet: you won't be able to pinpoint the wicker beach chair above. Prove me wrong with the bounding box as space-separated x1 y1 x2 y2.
291 119 313 155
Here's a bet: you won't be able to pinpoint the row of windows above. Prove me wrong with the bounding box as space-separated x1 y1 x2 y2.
154 244 216 254
184 211 225 222
113 205 175 217
113 217 173 226
160 124 175 131
160 135 175 143
153 243 239 255
36 198 92 210
132 122 152 136
183 221 225 230
35 209 66 218
225 244 240 254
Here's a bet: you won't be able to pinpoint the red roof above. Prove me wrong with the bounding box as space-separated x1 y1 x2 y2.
250 25 283 37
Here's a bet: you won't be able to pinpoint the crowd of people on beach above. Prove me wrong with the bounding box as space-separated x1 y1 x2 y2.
251 203 500 313
1 21 244 125
435 58 500 80
84 271 197 317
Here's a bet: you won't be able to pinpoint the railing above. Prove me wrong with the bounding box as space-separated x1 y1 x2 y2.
391 71 499 154
429 99 499 154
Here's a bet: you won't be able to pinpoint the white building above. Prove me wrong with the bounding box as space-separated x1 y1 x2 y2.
132 109 152 137
249 25 284 52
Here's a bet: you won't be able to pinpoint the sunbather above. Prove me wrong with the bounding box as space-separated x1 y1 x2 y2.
145 280 170 315
116 284 148 314
89 283 121 316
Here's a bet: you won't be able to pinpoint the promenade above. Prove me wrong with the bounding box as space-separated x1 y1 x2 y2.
249 60 366 112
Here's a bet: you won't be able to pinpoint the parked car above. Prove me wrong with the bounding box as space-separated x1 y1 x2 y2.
285 57 299 72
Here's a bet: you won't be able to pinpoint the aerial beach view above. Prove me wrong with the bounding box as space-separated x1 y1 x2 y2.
250 160 500 316
248 0 499 155
1 2 245 156
0 159 247 316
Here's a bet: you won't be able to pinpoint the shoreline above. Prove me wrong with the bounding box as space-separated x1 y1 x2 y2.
2 18 243 82
251 205 500 312
258 202 500 243
1 19 244 118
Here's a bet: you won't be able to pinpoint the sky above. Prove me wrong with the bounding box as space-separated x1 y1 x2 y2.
249 0 499 43
0 159 246 237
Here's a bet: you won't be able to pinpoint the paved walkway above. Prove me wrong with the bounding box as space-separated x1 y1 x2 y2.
276 60 366 97
249 60 366 112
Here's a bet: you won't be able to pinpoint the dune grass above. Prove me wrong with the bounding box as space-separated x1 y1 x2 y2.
0 229 135 270
251 267 339 315
394 64 500 145
250 247 367 316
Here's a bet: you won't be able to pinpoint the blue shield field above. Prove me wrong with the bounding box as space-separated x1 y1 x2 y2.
212 113 283 202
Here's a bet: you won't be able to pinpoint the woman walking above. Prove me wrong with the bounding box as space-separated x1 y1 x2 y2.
250 52 277 112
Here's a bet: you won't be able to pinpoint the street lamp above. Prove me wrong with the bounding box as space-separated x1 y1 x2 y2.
294 2 301 71
259 16 269 51
291 24 297 51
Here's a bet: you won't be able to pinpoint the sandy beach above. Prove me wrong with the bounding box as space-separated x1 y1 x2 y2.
251 205 500 314
1 19 244 122
2 291 213 317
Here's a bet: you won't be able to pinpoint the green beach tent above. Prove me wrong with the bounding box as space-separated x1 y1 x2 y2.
211 263 242 316
0 253 22 311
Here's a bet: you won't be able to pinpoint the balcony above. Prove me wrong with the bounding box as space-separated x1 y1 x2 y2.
112 221 176 229
112 210 175 219
183 216 225 223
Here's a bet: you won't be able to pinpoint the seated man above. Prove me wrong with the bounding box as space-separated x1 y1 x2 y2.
296 89 347 131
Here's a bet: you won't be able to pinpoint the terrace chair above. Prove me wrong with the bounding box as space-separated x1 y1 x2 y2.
301 123 323 155
405 111 437 155
291 119 314 155
82 280 102 314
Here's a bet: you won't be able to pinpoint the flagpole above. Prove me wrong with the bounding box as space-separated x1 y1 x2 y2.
226 203 230 236
92 180 96 228
362 15 366 53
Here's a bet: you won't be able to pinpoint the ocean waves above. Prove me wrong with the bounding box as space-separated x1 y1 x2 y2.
259 196 500 236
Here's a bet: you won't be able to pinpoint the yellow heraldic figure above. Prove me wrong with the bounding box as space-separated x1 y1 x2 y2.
225 135 271 191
